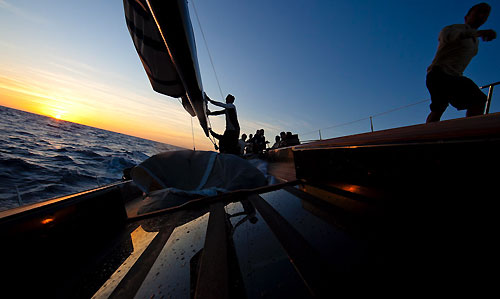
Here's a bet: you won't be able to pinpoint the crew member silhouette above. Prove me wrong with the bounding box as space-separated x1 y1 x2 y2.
206 93 240 155
426 3 496 122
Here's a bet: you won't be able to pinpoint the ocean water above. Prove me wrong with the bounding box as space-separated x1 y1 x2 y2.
0 105 183 212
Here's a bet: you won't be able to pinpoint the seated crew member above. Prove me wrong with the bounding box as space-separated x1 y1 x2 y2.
245 134 254 154
278 131 287 147
238 133 247 156
209 128 239 155
271 135 281 149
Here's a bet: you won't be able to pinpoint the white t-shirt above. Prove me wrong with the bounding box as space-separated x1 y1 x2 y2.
210 101 239 132
238 139 246 155
427 24 478 76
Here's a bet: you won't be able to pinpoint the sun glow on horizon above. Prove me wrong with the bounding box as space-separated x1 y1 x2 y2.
46 107 68 121
0 66 215 150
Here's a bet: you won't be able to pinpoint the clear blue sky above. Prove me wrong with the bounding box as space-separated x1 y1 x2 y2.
1 0 499 149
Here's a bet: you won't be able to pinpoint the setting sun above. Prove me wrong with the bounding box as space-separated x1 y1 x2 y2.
47 107 67 120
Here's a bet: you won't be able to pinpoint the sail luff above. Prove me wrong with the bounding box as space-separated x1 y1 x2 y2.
123 0 209 136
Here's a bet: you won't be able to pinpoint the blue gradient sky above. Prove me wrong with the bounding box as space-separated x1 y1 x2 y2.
1 0 499 149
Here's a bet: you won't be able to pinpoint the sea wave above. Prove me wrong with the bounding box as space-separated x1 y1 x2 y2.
14 131 36 137
0 157 48 172
0 105 184 212
75 149 102 157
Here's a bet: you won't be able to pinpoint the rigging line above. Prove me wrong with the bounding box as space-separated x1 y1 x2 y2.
300 98 430 136
301 116 370 136
371 98 429 118
322 116 370 131
206 119 219 150
175 95 217 150
190 0 224 151
176 98 198 150
207 132 218 149
191 116 196 151
205 113 218 148
190 0 225 100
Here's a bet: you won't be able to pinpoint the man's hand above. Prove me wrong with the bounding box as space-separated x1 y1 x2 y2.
477 29 497 42
204 92 214 103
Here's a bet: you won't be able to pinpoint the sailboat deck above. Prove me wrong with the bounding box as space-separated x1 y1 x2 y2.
297 112 500 149
2 114 500 297
267 112 500 200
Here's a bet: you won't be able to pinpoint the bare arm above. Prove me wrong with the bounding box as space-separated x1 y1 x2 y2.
209 129 223 140
208 109 225 116
209 100 230 108
204 92 228 107
477 29 496 42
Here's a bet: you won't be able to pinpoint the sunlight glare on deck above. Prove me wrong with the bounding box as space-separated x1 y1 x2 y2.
92 225 158 299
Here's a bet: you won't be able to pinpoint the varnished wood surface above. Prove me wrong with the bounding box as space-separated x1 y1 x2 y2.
296 113 500 149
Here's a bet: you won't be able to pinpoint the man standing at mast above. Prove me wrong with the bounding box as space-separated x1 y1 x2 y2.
206 93 240 155
426 2 496 123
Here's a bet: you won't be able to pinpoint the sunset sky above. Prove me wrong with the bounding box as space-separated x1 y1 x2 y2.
1 0 499 150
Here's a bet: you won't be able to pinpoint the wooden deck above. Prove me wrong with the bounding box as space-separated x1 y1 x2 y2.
296 112 500 149
267 114 500 251
267 113 500 203
3 114 500 297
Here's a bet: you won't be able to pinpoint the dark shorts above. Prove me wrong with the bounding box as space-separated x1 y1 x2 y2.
426 68 486 113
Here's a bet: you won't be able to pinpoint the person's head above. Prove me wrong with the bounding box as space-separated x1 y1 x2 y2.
465 3 491 29
280 131 286 138
226 94 235 103
275 135 280 142
249 134 253 139
241 133 247 141
286 131 292 137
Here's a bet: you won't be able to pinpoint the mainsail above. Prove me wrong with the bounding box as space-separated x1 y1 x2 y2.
123 0 209 136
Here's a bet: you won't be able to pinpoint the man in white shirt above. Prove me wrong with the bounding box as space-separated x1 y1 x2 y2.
206 93 240 155
426 2 496 123
238 134 247 156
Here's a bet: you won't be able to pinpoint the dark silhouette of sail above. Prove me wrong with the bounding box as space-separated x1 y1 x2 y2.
124 0 209 136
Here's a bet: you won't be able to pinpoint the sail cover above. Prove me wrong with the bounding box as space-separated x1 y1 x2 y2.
130 150 268 214
123 0 209 136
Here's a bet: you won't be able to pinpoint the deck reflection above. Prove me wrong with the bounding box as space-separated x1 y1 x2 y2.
226 201 310 298
93 225 158 298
